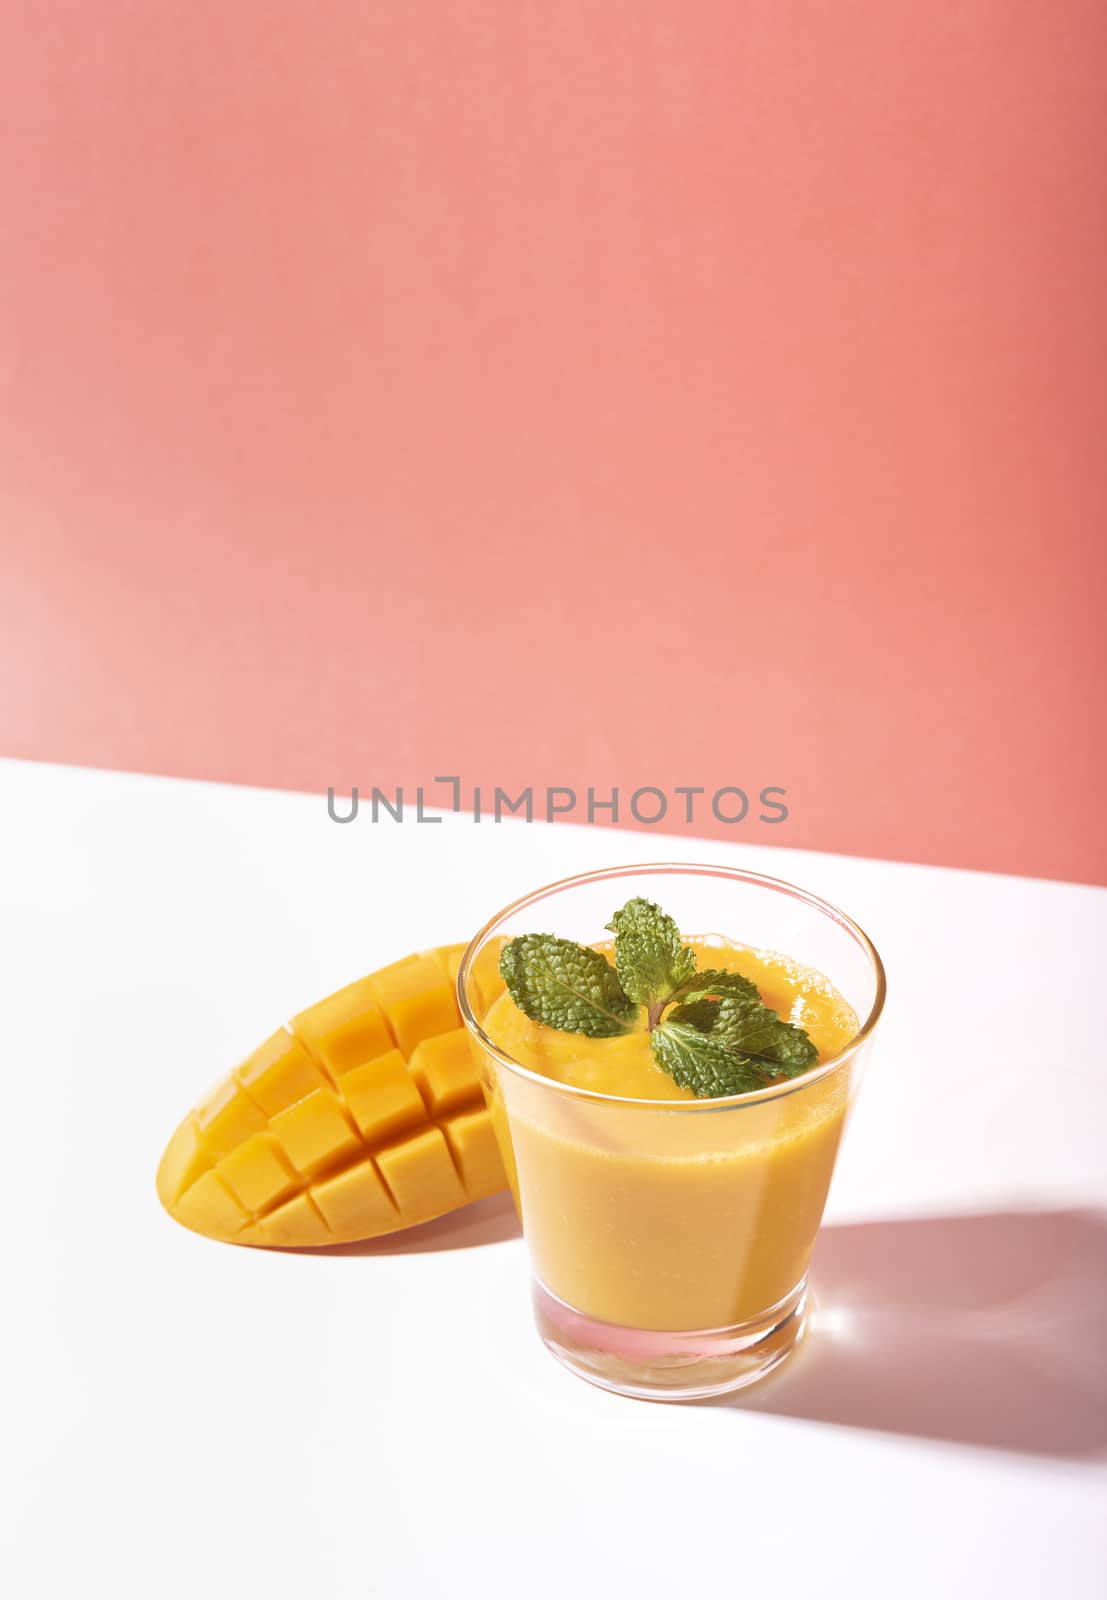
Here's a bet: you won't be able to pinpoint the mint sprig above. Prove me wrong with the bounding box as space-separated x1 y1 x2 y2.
499 896 819 1098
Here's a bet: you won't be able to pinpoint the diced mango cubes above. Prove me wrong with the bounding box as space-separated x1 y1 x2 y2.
255 1192 332 1248
233 1030 327 1116
289 981 393 1080
195 1078 267 1159
173 1170 250 1238
368 952 459 1056
376 1126 467 1217
311 1160 396 1235
443 1108 506 1198
157 944 509 1247
409 1029 482 1116
339 1049 427 1143
217 1134 298 1213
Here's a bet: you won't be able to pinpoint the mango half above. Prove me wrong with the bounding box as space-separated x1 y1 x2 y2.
157 943 508 1246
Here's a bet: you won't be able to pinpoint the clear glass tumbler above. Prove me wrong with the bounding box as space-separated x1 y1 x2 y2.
458 863 885 1400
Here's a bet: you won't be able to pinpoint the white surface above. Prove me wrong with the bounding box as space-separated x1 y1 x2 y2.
1 757 1104 1599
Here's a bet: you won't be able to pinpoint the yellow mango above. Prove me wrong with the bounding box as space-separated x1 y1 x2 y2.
157 943 508 1247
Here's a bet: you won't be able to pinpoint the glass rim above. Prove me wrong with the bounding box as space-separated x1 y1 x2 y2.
457 861 887 1113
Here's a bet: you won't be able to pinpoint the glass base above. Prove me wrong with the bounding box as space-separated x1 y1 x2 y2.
532 1276 808 1401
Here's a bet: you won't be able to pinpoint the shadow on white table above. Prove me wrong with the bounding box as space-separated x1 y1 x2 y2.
729 1208 1107 1458
265 1192 1106 1455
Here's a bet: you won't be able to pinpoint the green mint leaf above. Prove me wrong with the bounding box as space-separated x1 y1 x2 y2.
652 985 815 1100
499 934 638 1038
669 967 761 1006
706 995 818 1077
651 1020 768 1097
605 897 697 1007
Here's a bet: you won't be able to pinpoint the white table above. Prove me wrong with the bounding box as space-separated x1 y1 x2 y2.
3 758 1104 1598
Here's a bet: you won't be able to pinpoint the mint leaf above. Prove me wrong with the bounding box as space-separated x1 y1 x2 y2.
652 993 817 1097
651 1020 767 1097
701 994 818 1077
670 967 760 1006
499 934 638 1037
605 897 697 1009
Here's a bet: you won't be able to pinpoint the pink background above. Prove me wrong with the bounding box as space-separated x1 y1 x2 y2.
2 3 1104 883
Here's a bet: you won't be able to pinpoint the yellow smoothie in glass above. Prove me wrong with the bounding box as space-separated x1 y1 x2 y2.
480 940 858 1332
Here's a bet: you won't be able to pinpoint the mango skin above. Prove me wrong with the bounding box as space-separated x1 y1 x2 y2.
158 942 508 1247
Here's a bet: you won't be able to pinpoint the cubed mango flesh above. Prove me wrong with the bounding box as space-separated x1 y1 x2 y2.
157 945 508 1247
367 952 459 1056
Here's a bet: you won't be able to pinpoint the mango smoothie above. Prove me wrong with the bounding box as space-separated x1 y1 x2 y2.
479 940 858 1333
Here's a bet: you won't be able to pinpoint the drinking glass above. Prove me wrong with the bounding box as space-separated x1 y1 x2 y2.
458 863 885 1400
